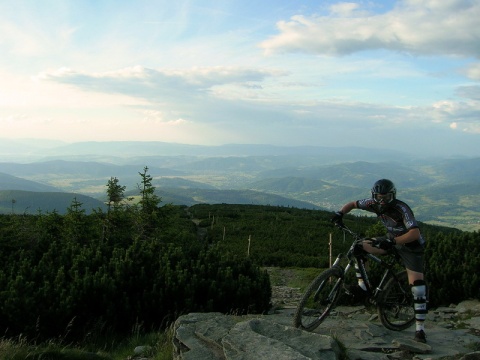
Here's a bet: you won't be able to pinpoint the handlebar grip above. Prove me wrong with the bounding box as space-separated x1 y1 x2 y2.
363 237 380 248
371 240 381 248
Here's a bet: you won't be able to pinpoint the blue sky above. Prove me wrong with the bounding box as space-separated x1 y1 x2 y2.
1 0 479 156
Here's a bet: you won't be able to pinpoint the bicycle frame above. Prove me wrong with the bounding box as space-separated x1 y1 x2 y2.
333 225 408 303
355 253 405 301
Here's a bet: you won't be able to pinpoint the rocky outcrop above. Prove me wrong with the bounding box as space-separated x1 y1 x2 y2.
173 299 480 360
173 313 339 360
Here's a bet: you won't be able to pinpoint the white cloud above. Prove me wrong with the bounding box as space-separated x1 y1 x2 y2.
0 21 44 56
0 0 479 156
464 62 480 81
32 62 480 138
430 99 480 131
260 0 480 57
456 85 480 101
37 66 285 104
0 114 28 124
141 110 188 125
329 2 362 16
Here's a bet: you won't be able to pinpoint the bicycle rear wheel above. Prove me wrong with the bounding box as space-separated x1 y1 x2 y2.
378 270 415 331
293 266 344 332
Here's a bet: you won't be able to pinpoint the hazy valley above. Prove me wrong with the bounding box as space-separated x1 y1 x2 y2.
1 139 479 231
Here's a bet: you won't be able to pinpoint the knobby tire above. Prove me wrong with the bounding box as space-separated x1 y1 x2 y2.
293 266 344 332
377 270 415 331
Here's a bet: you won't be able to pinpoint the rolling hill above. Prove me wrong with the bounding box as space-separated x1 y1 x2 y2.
0 190 107 215
153 188 321 209
0 141 478 230
0 172 60 192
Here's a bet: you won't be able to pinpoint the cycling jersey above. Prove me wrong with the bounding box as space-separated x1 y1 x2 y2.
356 198 425 247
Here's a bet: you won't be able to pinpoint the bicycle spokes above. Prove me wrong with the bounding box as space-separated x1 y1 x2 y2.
378 271 415 331
293 267 343 332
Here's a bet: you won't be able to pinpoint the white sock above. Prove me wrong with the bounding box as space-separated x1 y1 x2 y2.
416 321 425 332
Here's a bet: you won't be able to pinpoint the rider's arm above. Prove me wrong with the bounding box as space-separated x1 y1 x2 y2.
339 201 357 214
392 227 421 245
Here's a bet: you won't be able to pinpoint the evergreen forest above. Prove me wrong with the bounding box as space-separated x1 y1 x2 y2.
0 167 479 344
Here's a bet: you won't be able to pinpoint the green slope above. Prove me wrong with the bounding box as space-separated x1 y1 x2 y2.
0 190 107 214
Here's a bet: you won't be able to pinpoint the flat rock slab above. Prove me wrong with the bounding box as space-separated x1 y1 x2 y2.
173 312 235 360
286 306 480 360
223 318 338 360
174 313 340 360
173 300 480 360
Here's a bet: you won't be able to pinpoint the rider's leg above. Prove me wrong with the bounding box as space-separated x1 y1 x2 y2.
408 269 428 342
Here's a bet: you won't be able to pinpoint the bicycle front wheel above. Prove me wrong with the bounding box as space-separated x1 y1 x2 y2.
293 266 344 332
377 270 415 331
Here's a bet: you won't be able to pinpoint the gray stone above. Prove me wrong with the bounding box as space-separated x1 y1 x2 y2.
457 300 480 315
173 313 236 360
134 345 153 355
392 338 431 354
172 299 480 360
459 351 480 360
222 318 339 360
467 317 480 328
346 349 390 360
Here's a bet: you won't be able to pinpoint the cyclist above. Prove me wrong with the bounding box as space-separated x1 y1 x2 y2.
331 179 428 343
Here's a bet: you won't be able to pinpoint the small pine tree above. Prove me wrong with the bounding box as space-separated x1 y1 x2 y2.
106 177 126 211
138 166 160 214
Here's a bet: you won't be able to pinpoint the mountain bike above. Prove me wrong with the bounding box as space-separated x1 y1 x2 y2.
293 223 415 332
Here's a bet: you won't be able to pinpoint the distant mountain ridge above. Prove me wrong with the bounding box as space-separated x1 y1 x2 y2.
0 190 106 215
0 140 478 230
0 160 184 177
0 172 60 192
1 139 413 162
154 188 321 209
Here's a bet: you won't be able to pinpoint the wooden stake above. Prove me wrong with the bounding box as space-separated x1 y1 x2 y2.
329 233 332 268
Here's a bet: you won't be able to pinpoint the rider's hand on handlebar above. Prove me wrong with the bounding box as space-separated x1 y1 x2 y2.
331 211 344 227
373 234 396 250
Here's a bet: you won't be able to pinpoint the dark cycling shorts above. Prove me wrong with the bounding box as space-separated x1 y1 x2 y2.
396 243 424 273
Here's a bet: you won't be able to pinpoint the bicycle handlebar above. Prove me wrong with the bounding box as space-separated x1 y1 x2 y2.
333 222 382 248
333 222 360 238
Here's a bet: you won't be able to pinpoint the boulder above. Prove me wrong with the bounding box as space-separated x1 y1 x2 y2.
173 313 339 360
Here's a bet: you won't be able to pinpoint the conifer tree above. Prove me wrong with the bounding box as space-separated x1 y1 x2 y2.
106 176 126 211
136 166 162 239
138 166 160 214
